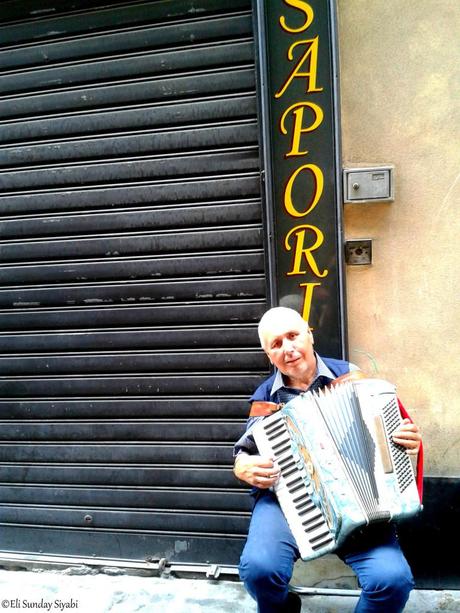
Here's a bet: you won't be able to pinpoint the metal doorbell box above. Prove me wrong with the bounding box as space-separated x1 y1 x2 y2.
343 166 394 203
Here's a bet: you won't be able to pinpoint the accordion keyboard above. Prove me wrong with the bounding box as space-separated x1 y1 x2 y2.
260 413 334 558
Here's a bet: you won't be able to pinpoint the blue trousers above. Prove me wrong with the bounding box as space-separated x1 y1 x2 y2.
239 491 414 613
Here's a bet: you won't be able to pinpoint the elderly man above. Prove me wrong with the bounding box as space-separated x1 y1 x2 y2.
234 307 422 613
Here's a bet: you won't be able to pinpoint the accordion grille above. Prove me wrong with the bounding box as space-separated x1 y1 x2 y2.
381 398 414 493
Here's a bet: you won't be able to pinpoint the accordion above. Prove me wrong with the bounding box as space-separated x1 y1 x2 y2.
252 378 421 561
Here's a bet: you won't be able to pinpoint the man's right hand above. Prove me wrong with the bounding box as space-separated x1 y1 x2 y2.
233 453 280 488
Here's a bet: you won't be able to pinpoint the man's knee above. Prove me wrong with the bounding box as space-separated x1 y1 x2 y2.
239 546 291 593
361 560 414 602
240 550 283 586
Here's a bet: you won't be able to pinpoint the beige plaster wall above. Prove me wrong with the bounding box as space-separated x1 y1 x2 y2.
338 0 460 476
292 1 459 589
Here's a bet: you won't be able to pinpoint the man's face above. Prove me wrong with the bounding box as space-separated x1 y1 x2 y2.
262 315 316 388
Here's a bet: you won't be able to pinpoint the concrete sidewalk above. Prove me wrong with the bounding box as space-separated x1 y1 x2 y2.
0 568 459 613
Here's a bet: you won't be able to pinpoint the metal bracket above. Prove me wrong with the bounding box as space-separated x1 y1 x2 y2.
206 564 221 579
345 240 372 265
158 558 167 573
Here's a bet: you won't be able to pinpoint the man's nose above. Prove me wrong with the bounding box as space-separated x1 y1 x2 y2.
282 338 295 352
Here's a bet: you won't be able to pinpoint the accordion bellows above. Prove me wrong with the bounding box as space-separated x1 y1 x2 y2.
252 378 422 561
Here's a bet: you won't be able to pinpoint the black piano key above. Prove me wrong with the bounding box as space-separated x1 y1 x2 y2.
271 434 290 447
298 508 311 519
289 484 305 495
273 442 291 455
295 497 313 508
264 420 285 437
296 501 315 515
310 530 332 545
311 536 334 550
286 479 305 495
278 455 295 467
286 475 303 487
293 492 308 504
281 465 297 477
267 431 286 443
279 458 296 470
301 511 323 527
280 453 295 464
302 518 324 532
282 466 298 479
268 434 290 447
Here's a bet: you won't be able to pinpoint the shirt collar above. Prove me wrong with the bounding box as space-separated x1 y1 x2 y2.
269 353 335 396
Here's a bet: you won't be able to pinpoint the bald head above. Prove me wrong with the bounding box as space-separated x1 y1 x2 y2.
258 307 309 350
257 307 315 388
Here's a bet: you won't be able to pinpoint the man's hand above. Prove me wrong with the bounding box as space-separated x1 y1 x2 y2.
233 453 280 488
392 418 421 455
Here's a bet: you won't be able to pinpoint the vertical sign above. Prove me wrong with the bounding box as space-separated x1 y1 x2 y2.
255 0 346 357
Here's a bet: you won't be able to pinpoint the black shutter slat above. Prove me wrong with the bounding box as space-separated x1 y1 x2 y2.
0 68 256 119
0 251 264 284
0 95 258 144
0 465 239 488
0 199 262 238
0 444 234 464
0 176 262 215
0 486 252 513
0 276 266 308
0 148 260 190
0 14 253 71
0 300 265 331
0 121 259 167
0 0 252 43
0 398 250 420
0 325 260 352
0 527 247 564
0 506 250 535
0 0 263 565
0 227 262 261
0 350 267 375
0 374 263 397
0 421 244 442
1 41 254 96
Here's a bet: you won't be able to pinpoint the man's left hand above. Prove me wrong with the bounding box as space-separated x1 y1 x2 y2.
392 418 421 455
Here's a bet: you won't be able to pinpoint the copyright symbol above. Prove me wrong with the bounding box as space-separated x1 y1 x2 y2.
1 600 9 609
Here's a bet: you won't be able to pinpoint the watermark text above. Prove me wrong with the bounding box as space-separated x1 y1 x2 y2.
2 599 78 611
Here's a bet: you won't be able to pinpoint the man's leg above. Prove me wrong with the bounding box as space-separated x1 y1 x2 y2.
239 491 300 613
340 526 414 613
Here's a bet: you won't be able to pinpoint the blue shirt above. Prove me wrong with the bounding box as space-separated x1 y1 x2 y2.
233 354 356 457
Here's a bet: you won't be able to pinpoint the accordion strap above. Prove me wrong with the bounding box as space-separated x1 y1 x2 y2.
249 369 367 417
249 401 281 417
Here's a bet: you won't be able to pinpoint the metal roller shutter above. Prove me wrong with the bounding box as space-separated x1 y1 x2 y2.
0 0 267 566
